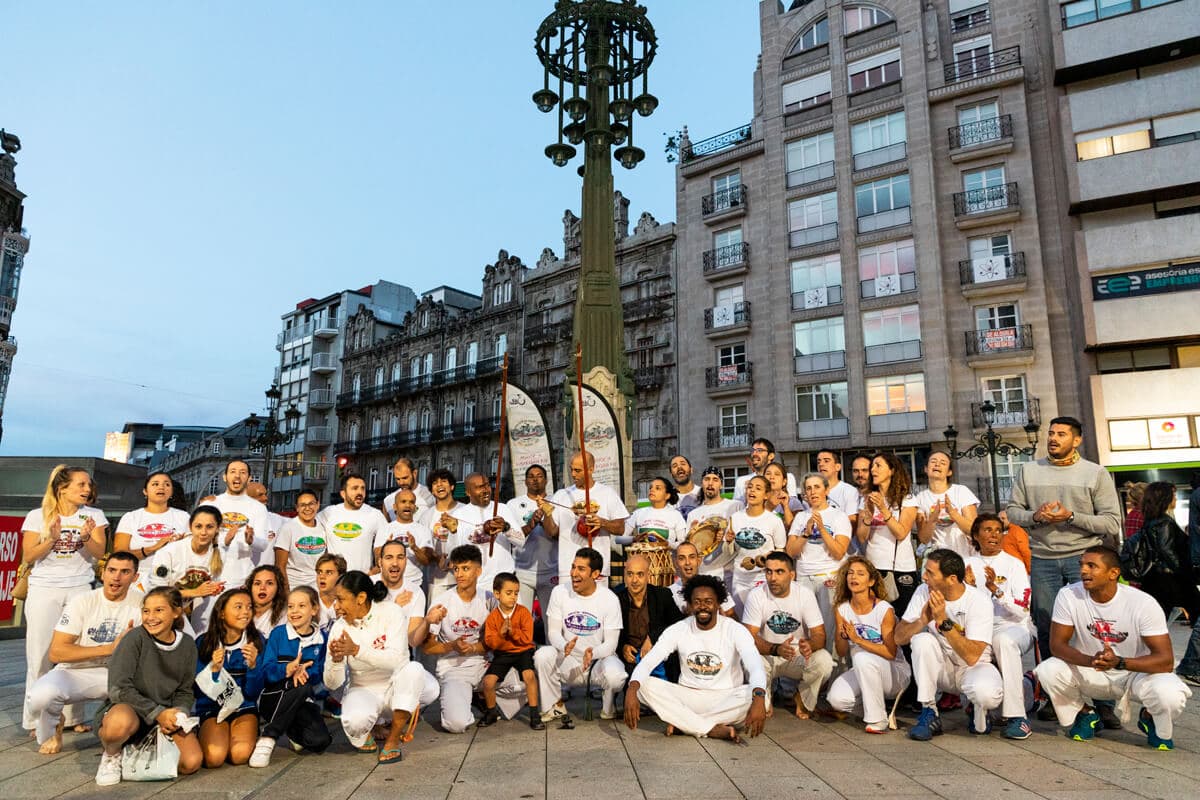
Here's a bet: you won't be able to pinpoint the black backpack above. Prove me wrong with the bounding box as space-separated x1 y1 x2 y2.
1120 531 1157 582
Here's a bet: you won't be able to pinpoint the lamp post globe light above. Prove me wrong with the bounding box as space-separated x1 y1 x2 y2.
243 383 301 505
532 0 657 392
943 399 1041 513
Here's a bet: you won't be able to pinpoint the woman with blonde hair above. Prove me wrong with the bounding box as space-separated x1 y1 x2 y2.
20 465 108 735
826 555 911 733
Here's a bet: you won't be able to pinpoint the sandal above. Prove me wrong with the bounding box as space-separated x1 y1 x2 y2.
356 737 378 753
377 747 403 765
401 707 420 743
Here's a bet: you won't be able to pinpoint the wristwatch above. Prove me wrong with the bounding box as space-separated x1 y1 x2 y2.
1116 656 1126 670
938 618 956 633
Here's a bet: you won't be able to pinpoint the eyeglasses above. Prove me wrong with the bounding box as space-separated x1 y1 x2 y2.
750 447 769 453
297 502 318 509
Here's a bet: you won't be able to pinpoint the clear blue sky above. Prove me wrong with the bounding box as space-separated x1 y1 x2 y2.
1 1 762 457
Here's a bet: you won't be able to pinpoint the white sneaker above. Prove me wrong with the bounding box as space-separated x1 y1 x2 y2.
249 736 275 768
540 703 568 722
95 752 122 786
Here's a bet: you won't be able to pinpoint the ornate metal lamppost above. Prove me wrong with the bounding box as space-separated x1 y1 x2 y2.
244 383 300 501
943 399 1040 512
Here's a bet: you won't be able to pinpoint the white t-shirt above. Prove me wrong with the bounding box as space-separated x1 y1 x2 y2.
735 471 797 503
115 507 191 588
863 496 919 572
1051 582 1168 660
417 502 461 589
507 495 558 575
383 484 435 522
827 481 863 516
741 582 824 644
550 482 628 579
837 599 906 664
728 509 787 593
262 511 286 562
274 518 328 590
146 539 223 634
54 587 143 669
318 595 339 635
373 575 427 617
686 499 743 575
22 507 108 588
317 503 388 574
789 506 852 576
632 615 766 692
447 503 525 582
545 584 622 652
914 484 980 557
965 551 1033 633
209 493 271 585
623 505 687 548
374 519 433 589
902 583 995 666
428 586 494 674
669 579 735 614
673 485 701 515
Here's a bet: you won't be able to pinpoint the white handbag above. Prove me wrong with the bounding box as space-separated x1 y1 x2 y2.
120 727 179 781
195 666 245 723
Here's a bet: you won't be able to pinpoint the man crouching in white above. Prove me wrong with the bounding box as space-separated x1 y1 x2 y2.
624 574 768 742
1034 545 1191 750
324 570 440 764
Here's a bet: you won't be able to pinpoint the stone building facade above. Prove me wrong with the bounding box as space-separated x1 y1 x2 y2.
0 129 28 446
335 193 680 502
673 0 1082 505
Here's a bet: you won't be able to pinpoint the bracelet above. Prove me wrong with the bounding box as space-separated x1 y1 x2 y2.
752 688 767 698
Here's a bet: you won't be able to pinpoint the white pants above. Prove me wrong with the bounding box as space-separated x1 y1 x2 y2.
29 666 108 744
23 583 90 730
516 569 555 622
340 662 439 749
435 660 526 733
763 649 835 712
635 678 753 737
910 632 1003 730
534 646 625 714
993 625 1034 718
1035 658 1192 740
796 573 838 653
827 651 912 727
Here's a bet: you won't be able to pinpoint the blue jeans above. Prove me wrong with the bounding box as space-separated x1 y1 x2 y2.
1031 555 1082 660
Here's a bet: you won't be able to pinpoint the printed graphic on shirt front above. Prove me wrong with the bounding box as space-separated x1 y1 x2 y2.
372 634 387 650
51 525 87 556
1087 616 1129 645
178 567 213 591
87 618 124 644
635 524 669 543
332 522 362 541
734 527 766 550
137 522 175 542
853 622 884 644
448 618 482 642
221 512 248 537
564 611 601 636
466 524 491 546
805 521 834 542
685 651 723 679
295 535 326 555
766 611 801 636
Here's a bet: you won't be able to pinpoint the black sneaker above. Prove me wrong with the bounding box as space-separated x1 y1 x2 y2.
477 707 500 728
1035 698 1058 721
529 715 546 731
1095 703 1121 731
1177 672 1200 687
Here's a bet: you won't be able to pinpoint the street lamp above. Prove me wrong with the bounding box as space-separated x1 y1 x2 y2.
244 383 301 502
943 399 1041 513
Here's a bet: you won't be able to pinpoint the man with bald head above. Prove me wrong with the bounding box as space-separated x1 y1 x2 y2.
616 554 684 679
374 488 436 595
445 472 525 593
669 541 735 618
246 481 285 566
548 451 628 585
382 457 435 521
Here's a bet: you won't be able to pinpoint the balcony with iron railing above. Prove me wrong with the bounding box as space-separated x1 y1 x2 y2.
526 319 571 348
705 363 753 395
976 477 1015 510
972 397 1041 429
633 366 666 391
332 438 358 455
703 301 751 334
702 185 747 219
308 388 335 409
958 252 1027 293
707 423 755 451
944 46 1021 84
703 242 750 276
788 222 838 249
965 324 1035 367
633 439 662 462
682 124 752 163
953 183 1020 229
624 296 668 322
948 114 1013 155
530 385 563 407
310 352 337 373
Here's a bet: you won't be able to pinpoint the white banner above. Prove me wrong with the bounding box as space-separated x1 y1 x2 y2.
505 382 555 495
571 384 622 491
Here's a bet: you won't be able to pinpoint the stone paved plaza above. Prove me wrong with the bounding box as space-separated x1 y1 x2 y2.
0 629 1197 800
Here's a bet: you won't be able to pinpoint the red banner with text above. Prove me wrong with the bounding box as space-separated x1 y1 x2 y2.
0 515 23 622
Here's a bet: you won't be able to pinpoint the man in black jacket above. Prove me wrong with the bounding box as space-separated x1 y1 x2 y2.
616 554 684 681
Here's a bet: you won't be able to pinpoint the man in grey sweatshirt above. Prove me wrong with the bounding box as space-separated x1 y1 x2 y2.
1006 416 1121 662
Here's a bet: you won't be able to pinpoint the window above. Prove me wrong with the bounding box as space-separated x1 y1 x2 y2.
496 333 507 356
420 409 431 433
952 35 993 80
791 253 843 309
975 303 1019 331
389 414 400 435
493 394 502 419
352 373 362 393
847 48 901 93
710 171 742 212
719 403 748 431
465 400 476 427
844 4 893 33
982 375 1030 425
369 467 379 491
783 71 832 111
1153 110 1200 146
788 191 838 247
958 101 999 128
371 417 382 439
794 317 847 373
966 233 1014 282
409 357 421 377
863 304 923 364
390 362 402 382
419 309 429 328
443 405 454 427
855 174 911 232
851 111 906 169
1061 0 1177 29
1075 121 1151 161
467 341 478 364
492 284 503 306
423 353 433 375
349 421 360 442
796 382 850 438
717 343 747 369
720 466 750 494
445 347 457 372
790 16 829 52
786 131 835 187
960 166 1009 213
712 227 744 267
407 410 417 431
858 239 916 297
714 284 744 306
1096 346 1172 373
992 452 1033 504
504 281 513 303
374 366 384 386
866 373 927 432
950 0 991 31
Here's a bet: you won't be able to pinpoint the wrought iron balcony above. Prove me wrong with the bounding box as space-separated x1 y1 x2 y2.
972 397 1041 429
633 366 666 390
958 252 1026 286
953 182 1019 216
702 242 750 274
703 301 751 331
702 185 747 216
949 115 1013 150
332 439 358 455
965 324 1034 357
682 124 752 162
944 46 1021 84
633 439 661 461
707 423 755 451
526 320 571 348
705 363 753 392
624 296 668 321
336 390 360 409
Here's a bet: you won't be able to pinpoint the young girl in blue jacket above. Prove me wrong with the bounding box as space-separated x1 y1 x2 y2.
249 586 331 767
195 588 266 767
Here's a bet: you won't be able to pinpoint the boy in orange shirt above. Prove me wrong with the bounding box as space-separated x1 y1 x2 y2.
480 572 544 729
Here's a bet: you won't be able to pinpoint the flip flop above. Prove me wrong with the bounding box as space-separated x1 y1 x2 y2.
356 737 378 753
400 707 420 744
377 747 403 765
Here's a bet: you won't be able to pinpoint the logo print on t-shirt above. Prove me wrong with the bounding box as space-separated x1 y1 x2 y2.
766 611 801 636
853 623 884 644
138 522 173 541
179 567 213 590
449 617 481 641
295 535 326 555
51 526 86 556
372 634 387 650
564 611 601 636
734 527 766 550
467 525 492 545
685 651 724 678
807 523 833 542
332 522 362 540
1087 618 1129 645
636 525 669 544
221 512 248 537
87 618 122 644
